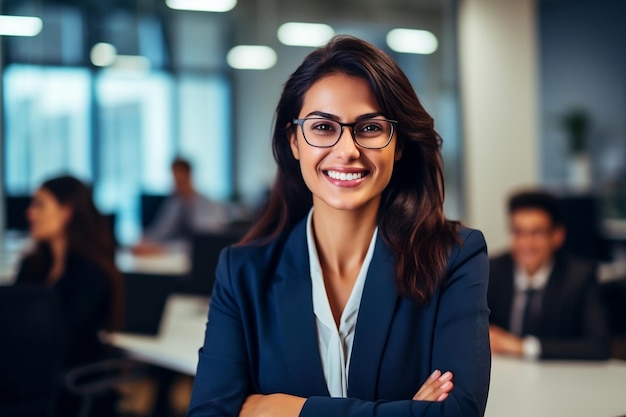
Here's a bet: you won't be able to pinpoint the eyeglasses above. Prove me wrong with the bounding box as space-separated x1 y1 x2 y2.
510 227 554 239
292 117 397 149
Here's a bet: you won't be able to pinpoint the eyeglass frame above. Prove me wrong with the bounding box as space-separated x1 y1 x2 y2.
291 117 398 149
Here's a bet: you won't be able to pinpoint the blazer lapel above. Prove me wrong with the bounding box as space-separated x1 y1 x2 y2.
540 256 567 333
348 234 399 400
272 220 329 397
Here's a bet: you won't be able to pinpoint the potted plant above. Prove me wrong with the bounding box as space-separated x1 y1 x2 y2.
561 108 591 190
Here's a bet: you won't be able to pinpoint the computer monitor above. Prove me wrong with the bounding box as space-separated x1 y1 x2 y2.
140 193 168 230
186 231 243 296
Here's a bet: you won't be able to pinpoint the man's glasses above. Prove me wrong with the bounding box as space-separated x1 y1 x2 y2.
292 117 397 149
510 227 554 239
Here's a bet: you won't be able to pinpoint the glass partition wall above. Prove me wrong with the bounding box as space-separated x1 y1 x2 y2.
1 0 462 245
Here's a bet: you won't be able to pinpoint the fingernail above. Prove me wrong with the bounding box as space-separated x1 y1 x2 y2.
440 381 452 389
430 370 440 379
438 372 451 381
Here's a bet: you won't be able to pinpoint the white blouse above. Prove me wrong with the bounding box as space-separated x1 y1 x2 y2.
306 210 378 397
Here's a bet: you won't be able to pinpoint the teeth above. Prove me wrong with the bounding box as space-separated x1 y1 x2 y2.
327 170 364 181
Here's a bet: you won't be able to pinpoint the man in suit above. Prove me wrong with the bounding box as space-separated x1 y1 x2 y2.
488 190 610 360
132 157 231 254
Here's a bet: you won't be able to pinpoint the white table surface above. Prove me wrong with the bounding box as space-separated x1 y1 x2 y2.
115 247 191 276
486 356 626 417
109 295 626 416
106 293 208 375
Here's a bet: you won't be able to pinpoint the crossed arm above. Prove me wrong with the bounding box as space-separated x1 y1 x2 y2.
240 370 454 417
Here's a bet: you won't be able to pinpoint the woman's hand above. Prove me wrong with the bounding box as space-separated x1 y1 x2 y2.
240 393 306 417
413 369 454 402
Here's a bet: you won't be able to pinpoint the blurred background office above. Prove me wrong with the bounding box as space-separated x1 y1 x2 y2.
0 0 624 254
0 0 466 248
1 0 626 416
0 0 625 251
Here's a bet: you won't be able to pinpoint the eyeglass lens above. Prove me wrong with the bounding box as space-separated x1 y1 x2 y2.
301 118 393 149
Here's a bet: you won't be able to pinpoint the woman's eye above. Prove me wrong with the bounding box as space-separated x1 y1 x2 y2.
312 122 336 132
359 123 383 133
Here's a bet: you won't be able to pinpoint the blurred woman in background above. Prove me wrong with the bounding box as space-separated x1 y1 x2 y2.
14 175 123 415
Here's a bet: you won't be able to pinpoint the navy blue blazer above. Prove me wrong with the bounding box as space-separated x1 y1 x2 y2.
188 219 491 417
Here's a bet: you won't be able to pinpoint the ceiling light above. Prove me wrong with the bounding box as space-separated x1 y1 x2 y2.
227 45 277 70
277 22 335 47
386 28 438 55
91 43 151 73
90 43 118 67
0 15 42 37
165 0 237 12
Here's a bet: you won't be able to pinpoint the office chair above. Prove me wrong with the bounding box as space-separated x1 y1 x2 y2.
64 357 148 417
602 278 626 359
0 286 65 417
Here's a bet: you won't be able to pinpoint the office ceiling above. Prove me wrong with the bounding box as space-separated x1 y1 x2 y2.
2 0 446 15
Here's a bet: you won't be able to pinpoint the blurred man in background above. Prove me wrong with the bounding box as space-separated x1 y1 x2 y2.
488 190 610 360
132 157 230 255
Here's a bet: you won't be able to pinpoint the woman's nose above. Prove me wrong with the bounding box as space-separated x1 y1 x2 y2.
333 127 360 159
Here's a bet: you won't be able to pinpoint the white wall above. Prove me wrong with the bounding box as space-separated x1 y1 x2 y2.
458 0 539 253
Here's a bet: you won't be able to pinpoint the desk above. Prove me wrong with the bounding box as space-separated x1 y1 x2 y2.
0 239 191 285
109 297 626 415
486 356 626 417
106 294 208 375
0 232 31 285
115 247 191 276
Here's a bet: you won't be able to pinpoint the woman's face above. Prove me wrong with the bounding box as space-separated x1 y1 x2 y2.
27 188 71 242
289 73 401 214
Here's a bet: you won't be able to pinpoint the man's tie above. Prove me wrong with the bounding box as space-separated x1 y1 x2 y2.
521 288 542 336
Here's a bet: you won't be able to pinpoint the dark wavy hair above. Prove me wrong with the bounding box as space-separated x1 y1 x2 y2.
241 36 459 303
21 175 123 330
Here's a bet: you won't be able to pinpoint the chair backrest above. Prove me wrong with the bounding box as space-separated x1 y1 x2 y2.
185 231 242 296
0 286 65 417
602 278 626 337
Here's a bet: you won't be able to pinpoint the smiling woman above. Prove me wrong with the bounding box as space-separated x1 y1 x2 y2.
187 35 490 417
288 74 400 215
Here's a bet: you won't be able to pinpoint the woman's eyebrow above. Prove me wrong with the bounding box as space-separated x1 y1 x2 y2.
303 111 385 120
356 112 385 120
304 111 339 120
